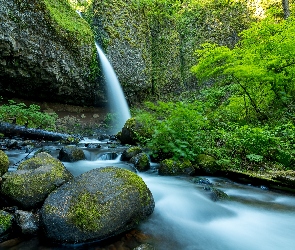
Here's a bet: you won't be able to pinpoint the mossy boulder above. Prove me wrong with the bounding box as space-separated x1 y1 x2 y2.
121 146 142 161
0 210 13 241
158 159 195 176
40 166 154 243
58 146 86 162
0 150 9 176
196 154 218 174
119 118 150 145
1 152 73 209
130 153 150 172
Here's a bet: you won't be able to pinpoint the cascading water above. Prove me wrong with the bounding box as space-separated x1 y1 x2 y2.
3 144 295 250
76 11 130 133
95 43 131 133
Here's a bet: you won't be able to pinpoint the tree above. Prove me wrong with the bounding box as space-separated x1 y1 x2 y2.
282 0 290 19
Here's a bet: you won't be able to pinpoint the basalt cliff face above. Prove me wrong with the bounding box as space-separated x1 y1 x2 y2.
0 0 258 106
0 0 101 106
83 0 253 104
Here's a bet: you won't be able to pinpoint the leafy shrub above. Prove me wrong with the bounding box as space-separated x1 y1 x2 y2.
0 100 57 130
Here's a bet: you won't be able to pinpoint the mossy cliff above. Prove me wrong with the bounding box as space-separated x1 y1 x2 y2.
75 0 257 104
0 0 100 106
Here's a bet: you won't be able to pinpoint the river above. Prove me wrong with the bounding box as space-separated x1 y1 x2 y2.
1 139 295 250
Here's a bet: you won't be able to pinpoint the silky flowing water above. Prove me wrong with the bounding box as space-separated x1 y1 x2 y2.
2 139 295 250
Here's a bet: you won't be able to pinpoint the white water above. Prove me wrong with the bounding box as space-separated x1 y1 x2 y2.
95 43 131 133
139 174 295 250
4 148 295 250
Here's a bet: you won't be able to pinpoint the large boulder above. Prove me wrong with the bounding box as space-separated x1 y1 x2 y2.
1 152 73 209
41 166 155 243
0 150 9 176
119 118 151 145
0 0 101 106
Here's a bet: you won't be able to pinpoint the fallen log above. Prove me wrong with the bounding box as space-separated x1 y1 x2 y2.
0 122 81 142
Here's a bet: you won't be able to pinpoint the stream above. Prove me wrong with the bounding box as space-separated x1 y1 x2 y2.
1 138 295 250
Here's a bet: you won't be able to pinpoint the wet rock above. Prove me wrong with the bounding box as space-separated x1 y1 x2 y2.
121 146 142 161
41 166 155 243
158 159 195 176
86 143 101 149
196 154 218 174
119 118 150 145
58 146 85 162
1 152 73 209
15 210 39 235
208 187 229 201
129 153 150 172
0 150 9 176
0 210 13 242
133 243 155 250
192 177 213 186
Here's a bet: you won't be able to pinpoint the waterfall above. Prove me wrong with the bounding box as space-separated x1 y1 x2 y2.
95 43 131 133
76 11 130 133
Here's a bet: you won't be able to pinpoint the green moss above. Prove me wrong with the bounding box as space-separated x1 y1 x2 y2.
44 204 60 215
137 153 149 169
68 192 105 232
159 158 193 175
101 167 150 205
0 211 13 233
0 150 9 176
43 0 94 46
2 153 69 199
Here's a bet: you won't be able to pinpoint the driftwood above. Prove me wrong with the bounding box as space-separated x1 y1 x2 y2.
0 122 80 142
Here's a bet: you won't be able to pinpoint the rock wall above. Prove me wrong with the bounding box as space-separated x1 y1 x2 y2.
84 0 252 104
0 0 101 106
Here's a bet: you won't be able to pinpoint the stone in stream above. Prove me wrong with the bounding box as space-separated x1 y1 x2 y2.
129 152 150 172
1 152 73 209
121 146 143 161
40 166 155 243
0 210 14 243
0 150 9 176
58 145 86 162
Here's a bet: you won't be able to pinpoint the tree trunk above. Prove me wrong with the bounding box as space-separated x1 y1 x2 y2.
282 0 290 19
0 122 80 142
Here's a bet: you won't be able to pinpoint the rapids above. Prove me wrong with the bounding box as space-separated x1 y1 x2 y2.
2 141 295 250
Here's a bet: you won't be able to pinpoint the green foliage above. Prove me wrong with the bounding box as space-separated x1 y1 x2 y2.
43 0 94 45
0 100 57 130
133 101 209 161
192 14 295 122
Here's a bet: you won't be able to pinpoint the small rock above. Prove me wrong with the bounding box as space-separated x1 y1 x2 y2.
15 210 39 235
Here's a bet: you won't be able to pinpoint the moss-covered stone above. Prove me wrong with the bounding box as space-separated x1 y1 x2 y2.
41 166 154 243
119 117 151 145
196 154 218 174
1 152 73 209
58 146 86 162
129 152 150 172
159 158 194 176
121 146 142 161
0 210 13 236
0 151 9 176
